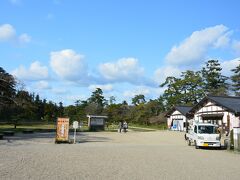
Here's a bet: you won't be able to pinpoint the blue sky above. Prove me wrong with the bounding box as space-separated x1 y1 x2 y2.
1 0 240 105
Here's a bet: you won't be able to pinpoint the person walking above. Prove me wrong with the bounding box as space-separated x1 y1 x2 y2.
118 121 123 133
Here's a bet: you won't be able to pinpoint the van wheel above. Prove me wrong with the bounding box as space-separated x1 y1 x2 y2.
188 140 191 146
195 141 199 149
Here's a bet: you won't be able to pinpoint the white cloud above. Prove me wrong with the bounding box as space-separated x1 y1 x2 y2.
52 88 68 94
0 24 16 42
88 84 113 91
12 61 49 81
123 86 150 98
50 49 87 81
0 24 31 44
9 0 21 5
232 40 240 56
18 33 31 43
165 25 229 65
154 66 182 84
34 81 51 90
66 95 87 102
214 31 232 48
152 87 166 96
99 57 145 84
221 58 240 76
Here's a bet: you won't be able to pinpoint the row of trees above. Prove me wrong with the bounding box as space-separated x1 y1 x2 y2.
65 59 240 125
64 88 165 125
160 60 240 109
0 67 64 125
0 59 239 126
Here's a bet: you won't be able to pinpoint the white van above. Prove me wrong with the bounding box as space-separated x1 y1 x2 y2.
186 123 221 149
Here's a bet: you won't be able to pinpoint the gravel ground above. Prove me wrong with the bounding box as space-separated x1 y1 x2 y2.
1 131 240 180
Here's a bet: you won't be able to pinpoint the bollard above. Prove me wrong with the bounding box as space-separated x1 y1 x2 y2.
233 127 240 151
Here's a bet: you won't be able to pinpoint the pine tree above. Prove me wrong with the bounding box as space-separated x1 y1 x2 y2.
231 60 240 96
180 70 205 104
160 76 183 109
132 94 146 106
0 67 16 106
58 102 64 117
201 60 228 95
87 88 107 113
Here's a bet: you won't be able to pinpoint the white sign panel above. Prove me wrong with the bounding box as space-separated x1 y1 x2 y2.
90 118 104 125
233 128 240 140
73 121 79 129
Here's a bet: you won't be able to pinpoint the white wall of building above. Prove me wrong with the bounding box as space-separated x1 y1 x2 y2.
192 100 240 131
168 110 187 131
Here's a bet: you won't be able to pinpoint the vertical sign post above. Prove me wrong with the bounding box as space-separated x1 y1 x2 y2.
233 127 240 151
55 118 69 143
73 121 79 144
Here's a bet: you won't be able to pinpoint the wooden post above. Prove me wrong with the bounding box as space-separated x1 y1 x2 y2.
227 114 230 136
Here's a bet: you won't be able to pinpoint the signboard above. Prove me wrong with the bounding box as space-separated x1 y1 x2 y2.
73 121 79 129
73 121 79 144
56 118 69 142
87 115 107 131
90 118 104 125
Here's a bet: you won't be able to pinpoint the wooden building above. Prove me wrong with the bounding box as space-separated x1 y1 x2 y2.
166 106 193 131
87 115 108 131
187 95 240 134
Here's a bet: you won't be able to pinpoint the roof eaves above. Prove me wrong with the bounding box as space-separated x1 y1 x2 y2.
188 96 208 114
175 106 193 115
165 107 176 117
207 96 239 114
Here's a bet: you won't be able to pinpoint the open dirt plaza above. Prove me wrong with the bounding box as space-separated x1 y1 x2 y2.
1 131 240 180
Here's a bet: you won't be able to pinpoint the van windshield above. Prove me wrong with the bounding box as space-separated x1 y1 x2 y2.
198 125 217 134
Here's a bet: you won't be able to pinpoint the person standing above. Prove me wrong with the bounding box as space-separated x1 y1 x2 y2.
123 121 128 133
118 121 123 133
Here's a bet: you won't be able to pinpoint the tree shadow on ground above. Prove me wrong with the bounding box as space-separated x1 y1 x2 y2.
0 132 112 145
75 132 111 143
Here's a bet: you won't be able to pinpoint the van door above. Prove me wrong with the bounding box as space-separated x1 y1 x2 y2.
193 125 198 141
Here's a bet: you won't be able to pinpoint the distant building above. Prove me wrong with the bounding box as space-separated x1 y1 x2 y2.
87 115 108 131
166 106 193 131
188 95 240 134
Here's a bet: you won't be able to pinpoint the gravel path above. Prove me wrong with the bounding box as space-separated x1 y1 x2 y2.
1 131 240 180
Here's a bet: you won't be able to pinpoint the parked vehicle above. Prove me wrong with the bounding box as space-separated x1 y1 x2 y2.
186 123 221 149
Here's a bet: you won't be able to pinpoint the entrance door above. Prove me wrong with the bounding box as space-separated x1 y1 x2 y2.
173 119 183 131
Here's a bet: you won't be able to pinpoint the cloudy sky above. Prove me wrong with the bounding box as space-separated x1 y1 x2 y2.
1 0 240 105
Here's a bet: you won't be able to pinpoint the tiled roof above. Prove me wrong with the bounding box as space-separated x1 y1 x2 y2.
208 95 240 114
189 95 240 115
175 106 193 116
166 105 192 117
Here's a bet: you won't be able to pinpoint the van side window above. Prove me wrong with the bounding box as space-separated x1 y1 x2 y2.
194 126 197 133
